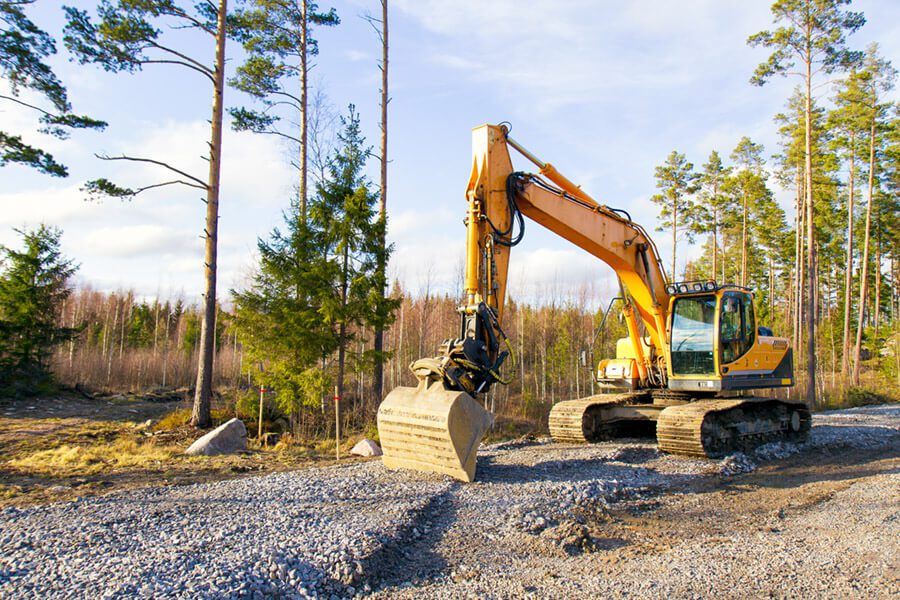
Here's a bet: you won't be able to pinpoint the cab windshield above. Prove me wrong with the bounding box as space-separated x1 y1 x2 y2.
671 295 716 375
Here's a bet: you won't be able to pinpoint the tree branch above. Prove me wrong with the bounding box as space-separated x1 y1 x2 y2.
133 179 207 193
0 94 55 119
95 154 208 189
147 41 214 75
142 59 216 84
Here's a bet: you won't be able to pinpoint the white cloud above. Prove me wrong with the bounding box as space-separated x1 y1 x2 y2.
343 49 372 62
81 224 197 258
394 0 767 115
0 185 106 229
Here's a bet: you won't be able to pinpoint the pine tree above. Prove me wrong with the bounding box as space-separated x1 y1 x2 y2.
851 45 896 385
749 0 865 406
650 150 699 281
230 0 340 218
0 225 78 393
64 0 231 427
1 0 105 176
829 64 869 375
693 151 734 282
727 137 767 287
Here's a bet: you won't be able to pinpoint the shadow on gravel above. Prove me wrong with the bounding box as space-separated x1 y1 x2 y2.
475 454 690 487
328 488 459 595
685 441 900 499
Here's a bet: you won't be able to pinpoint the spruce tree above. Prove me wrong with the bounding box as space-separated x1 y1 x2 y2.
310 105 397 408
0 225 78 393
232 205 337 421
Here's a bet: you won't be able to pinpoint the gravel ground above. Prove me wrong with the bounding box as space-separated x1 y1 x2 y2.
1 404 898 599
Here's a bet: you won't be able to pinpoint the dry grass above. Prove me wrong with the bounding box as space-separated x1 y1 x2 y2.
153 408 192 430
6 438 176 475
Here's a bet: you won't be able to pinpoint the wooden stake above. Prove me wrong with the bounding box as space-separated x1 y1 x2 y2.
334 385 341 460
258 385 265 441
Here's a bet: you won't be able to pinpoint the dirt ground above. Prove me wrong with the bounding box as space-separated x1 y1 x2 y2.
0 392 350 507
594 444 899 559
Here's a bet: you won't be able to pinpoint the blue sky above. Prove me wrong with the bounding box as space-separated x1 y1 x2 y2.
2 0 899 307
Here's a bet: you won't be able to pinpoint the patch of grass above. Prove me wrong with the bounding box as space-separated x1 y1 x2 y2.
822 386 897 411
154 407 235 431
0 484 23 500
154 408 192 430
484 415 540 443
7 438 175 475
361 422 380 444
314 438 336 454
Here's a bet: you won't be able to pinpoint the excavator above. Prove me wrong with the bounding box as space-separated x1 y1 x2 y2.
376 124 810 482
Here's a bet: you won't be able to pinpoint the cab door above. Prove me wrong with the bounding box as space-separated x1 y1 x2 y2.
719 291 755 369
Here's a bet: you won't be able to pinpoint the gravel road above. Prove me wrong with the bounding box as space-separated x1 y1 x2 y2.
2 404 898 599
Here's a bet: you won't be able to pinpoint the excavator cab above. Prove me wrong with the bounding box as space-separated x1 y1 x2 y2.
665 282 793 393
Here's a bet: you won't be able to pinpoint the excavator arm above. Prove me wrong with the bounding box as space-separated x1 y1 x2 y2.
462 124 671 389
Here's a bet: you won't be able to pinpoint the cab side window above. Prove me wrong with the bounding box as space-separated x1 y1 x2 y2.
720 292 754 364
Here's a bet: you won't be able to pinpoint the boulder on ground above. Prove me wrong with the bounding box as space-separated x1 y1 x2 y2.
350 439 382 457
185 418 247 456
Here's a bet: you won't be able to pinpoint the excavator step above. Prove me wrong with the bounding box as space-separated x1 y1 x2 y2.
656 397 811 458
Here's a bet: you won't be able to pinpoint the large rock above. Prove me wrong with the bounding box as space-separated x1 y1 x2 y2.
185 418 248 456
350 439 382 457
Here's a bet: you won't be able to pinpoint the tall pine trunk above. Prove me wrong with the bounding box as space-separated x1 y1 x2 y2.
852 116 876 386
841 137 856 376
671 199 677 281
804 54 816 407
712 207 718 280
299 0 308 220
874 227 882 339
741 192 748 287
191 0 227 428
372 0 388 405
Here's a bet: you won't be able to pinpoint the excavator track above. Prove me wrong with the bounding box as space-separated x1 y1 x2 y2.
549 392 652 443
656 397 811 458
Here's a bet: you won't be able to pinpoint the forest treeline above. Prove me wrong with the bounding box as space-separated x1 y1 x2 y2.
43 274 899 436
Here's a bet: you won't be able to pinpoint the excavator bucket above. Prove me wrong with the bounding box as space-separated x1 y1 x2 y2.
377 379 493 482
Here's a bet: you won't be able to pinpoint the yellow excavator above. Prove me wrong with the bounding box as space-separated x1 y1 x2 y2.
377 124 810 482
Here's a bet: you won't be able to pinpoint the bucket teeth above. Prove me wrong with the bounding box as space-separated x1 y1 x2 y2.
377 381 493 482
